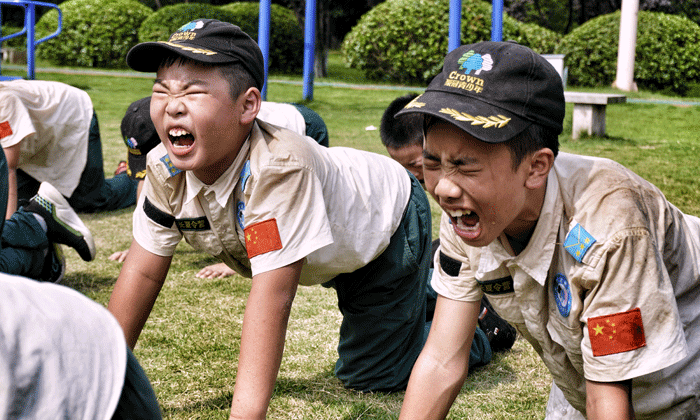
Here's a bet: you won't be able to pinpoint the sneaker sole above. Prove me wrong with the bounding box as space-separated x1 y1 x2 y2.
37 183 96 261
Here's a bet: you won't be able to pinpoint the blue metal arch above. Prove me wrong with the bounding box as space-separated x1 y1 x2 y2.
0 0 62 80
256 0 504 100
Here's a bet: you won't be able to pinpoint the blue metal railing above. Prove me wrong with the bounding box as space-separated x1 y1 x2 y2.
0 0 61 80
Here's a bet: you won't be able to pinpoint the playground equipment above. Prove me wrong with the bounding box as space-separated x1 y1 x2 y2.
0 0 62 81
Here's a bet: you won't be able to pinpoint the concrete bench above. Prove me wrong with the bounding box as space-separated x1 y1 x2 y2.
565 92 626 139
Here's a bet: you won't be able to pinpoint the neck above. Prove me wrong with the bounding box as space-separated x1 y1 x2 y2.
505 223 536 255
504 179 547 255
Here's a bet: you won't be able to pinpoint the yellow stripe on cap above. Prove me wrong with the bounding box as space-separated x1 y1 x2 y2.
157 41 217 56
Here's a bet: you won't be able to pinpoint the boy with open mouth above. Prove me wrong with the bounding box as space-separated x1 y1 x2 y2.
397 41 700 420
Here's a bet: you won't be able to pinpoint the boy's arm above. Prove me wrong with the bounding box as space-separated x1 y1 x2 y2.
108 240 172 348
399 295 481 420
586 379 634 420
229 259 303 420
3 144 20 219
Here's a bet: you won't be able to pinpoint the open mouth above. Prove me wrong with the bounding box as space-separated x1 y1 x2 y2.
448 209 481 240
168 128 195 153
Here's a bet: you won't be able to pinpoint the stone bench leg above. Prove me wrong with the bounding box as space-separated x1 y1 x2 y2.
571 103 607 139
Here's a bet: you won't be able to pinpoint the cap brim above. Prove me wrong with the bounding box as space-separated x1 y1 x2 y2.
127 150 147 181
126 41 237 73
395 90 531 144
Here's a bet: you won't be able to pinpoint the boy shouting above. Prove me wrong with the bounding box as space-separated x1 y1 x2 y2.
397 42 700 419
108 19 435 419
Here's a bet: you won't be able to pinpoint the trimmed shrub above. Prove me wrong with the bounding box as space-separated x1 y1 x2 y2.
341 0 560 84
138 3 239 43
36 0 153 68
220 2 303 74
557 11 700 95
1 26 26 50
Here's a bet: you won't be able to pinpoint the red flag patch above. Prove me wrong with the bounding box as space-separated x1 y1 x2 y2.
245 218 282 258
588 308 646 357
0 121 13 139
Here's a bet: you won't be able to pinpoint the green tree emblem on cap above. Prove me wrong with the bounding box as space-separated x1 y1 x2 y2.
458 50 493 75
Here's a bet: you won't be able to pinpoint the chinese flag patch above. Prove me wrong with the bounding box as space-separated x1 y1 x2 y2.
0 121 12 139
587 308 646 357
244 218 283 258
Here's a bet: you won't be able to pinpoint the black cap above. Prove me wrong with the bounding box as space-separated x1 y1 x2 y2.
126 19 265 91
121 96 160 180
396 41 564 143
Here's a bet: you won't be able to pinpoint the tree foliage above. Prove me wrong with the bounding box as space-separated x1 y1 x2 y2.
503 0 700 34
137 2 302 74
341 0 560 84
221 2 303 73
557 11 700 95
138 3 240 42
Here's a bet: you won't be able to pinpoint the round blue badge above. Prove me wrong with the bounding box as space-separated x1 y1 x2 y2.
553 273 571 318
236 201 245 230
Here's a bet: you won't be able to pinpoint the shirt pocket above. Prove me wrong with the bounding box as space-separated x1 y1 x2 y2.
182 230 223 256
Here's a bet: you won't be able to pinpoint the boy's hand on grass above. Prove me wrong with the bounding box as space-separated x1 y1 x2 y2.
196 262 236 278
109 249 129 263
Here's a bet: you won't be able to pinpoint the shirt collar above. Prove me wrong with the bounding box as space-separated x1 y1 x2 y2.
182 137 251 207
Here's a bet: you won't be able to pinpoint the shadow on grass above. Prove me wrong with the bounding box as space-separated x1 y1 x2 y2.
62 270 116 296
162 356 521 419
162 392 233 418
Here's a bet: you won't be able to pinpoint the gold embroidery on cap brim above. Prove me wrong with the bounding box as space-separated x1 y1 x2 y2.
439 108 510 128
405 100 426 109
158 41 217 56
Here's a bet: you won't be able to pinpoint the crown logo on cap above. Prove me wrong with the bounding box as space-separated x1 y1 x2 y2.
457 50 493 75
170 20 205 42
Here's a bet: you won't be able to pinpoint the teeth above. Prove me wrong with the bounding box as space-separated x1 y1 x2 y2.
169 128 190 137
448 209 472 218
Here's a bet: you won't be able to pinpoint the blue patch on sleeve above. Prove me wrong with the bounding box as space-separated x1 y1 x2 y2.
160 154 182 177
564 223 596 262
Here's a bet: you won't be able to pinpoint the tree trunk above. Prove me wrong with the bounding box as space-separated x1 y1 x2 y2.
314 0 329 78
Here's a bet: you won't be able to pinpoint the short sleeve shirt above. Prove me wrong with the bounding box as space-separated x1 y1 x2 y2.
0 80 92 196
133 121 410 285
256 102 306 137
0 273 126 419
432 152 700 418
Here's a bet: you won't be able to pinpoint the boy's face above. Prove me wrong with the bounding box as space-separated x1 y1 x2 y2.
386 143 424 183
151 60 251 184
423 121 533 247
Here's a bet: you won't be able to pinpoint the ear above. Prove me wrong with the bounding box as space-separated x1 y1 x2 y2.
524 148 554 190
239 87 261 125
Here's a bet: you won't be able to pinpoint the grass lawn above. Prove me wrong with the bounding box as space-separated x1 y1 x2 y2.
4 53 700 419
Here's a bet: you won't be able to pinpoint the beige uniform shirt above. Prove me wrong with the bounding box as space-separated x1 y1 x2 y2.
134 120 410 285
433 152 700 419
0 273 126 420
257 102 306 136
0 80 92 197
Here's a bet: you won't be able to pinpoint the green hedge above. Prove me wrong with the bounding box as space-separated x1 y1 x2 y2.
138 3 239 43
1 26 26 50
341 0 560 84
36 0 153 68
220 2 303 74
557 11 700 95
